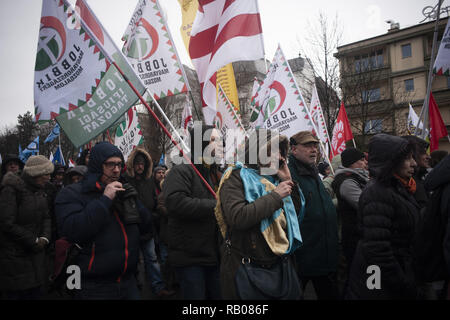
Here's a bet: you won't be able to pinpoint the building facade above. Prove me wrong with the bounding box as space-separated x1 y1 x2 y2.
335 17 450 151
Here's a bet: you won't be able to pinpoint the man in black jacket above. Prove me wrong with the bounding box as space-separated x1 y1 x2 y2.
163 123 223 300
55 142 151 300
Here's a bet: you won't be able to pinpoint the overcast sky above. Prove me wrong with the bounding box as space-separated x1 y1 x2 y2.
0 0 437 129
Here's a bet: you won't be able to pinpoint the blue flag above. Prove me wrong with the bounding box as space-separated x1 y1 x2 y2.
44 123 60 143
21 136 39 163
158 153 165 166
52 145 65 166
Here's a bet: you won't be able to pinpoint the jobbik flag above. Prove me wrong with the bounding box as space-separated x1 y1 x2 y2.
114 106 144 162
181 96 194 133
309 84 330 157
213 85 246 161
433 18 450 76
248 45 317 139
189 0 265 124
34 0 146 148
331 102 354 159
122 0 189 99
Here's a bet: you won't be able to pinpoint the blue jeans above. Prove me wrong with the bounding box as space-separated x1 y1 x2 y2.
141 238 165 294
75 276 141 300
175 265 222 300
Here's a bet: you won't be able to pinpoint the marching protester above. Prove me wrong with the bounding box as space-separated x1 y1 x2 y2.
0 155 53 300
332 148 369 295
216 129 303 300
76 149 90 166
163 123 223 300
0 154 23 182
318 162 331 180
346 134 420 299
125 147 174 299
63 165 88 186
288 131 339 300
323 154 342 207
54 142 152 300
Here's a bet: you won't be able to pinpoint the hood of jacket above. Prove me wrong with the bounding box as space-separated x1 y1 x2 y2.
1 171 25 191
424 153 450 191
368 134 413 182
125 147 153 180
334 166 369 182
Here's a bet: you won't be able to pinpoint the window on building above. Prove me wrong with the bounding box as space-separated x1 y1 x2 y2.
404 79 414 92
364 119 383 134
402 44 412 58
362 88 381 103
354 50 384 73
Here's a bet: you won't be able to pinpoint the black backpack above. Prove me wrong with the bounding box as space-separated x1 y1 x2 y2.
415 185 449 282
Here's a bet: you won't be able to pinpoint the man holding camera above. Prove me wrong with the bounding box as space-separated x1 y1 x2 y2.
55 142 151 300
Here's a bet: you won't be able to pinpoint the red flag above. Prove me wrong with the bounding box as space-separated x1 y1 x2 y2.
429 92 448 152
331 102 354 159
189 0 264 124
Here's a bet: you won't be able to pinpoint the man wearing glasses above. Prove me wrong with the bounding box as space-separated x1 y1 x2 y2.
55 142 151 300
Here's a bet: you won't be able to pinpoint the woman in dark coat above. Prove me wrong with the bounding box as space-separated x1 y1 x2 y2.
346 134 420 300
0 155 53 299
216 129 304 299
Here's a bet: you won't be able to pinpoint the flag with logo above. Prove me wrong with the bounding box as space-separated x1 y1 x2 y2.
181 96 194 133
49 0 146 148
52 145 66 166
213 85 246 161
309 84 330 157
189 0 265 124
249 77 264 129
331 102 353 159
114 106 144 162
122 0 189 99
248 45 317 139
433 18 450 76
429 92 448 152
44 122 60 143
21 136 40 163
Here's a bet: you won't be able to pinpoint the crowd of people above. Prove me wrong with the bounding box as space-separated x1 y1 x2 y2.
0 127 449 300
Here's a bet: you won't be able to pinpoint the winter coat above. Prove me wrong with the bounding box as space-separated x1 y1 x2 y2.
125 147 155 241
55 142 151 283
288 154 338 277
332 167 369 265
346 134 420 300
424 154 450 279
0 172 51 291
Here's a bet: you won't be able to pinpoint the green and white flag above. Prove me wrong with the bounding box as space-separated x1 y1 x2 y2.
434 18 450 76
122 0 189 99
249 44 318 139
53 0 146 148
34 0 108 121
114 106 144 162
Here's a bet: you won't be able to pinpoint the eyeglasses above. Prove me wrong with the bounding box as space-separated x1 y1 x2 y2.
103 161 124 170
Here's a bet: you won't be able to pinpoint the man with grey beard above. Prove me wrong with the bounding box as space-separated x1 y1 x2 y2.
288 131 339 300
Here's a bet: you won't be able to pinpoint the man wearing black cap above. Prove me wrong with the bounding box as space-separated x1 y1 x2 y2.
1 154 23 182
55 142 151 300
288 130 339 300
331 147 369 293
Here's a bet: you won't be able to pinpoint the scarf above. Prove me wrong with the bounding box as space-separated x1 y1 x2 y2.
215 162 304 256
393 174 417 194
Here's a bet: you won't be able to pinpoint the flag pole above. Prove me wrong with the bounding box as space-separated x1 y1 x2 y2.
415 0 444 138
74 1 216 198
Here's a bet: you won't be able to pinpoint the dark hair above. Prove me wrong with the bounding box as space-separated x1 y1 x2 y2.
382 142 415 184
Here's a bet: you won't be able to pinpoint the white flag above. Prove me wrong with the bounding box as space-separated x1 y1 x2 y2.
181 96 194 133
122 0 189 99
114 106 144 162
433 18 450 76
309 84 330 157
407 103 426 135
249 45 318 139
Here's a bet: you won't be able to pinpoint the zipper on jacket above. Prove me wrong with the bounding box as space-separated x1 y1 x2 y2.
114 211 129 283
88 243 95 271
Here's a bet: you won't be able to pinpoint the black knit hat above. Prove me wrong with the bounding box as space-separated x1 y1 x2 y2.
341 148 365 168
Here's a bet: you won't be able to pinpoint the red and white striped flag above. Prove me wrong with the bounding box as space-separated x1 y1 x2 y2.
189 0 265 124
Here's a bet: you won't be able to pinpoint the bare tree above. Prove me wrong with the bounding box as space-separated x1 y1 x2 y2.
297 12 343 135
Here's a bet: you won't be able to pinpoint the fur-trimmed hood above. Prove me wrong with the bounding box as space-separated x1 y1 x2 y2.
126 147 153 179
1 171 25 191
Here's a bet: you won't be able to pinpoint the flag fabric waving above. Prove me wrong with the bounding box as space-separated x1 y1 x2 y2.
21 136 40 163
52 145 66 166
331 102 353 159
309 84 330 157
34 0 108 122
53 0 146 148
248 45 317 139
429 92 448 152
407 103 426 135
433 18 450 76
114 106 144 162
122 0 189 99
189 0 265 124
44 122 60 143
181 95 194 133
